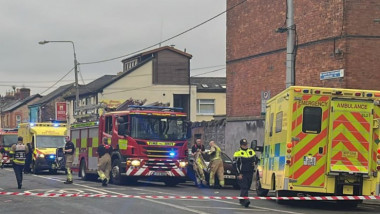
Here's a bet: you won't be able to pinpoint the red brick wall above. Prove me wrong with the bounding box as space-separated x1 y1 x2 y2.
226 0 380 118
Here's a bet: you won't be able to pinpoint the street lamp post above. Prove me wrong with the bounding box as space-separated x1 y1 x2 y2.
38 40 80 113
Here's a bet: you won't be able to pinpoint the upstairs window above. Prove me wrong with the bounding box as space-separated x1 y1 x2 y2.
197 99 215 115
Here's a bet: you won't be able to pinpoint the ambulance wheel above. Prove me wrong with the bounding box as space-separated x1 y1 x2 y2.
111 159 125 185
256 174 269 196
80 159 88 181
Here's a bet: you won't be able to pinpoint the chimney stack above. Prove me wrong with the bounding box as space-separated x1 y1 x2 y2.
19 88 30 100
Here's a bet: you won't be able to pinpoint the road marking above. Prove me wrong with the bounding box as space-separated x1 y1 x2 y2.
131 186 304 214
186 205 266 211
27 174 210 214
5 170 303 214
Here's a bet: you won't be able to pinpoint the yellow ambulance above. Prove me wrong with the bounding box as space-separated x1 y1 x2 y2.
256 86 380 204
18 122 67 173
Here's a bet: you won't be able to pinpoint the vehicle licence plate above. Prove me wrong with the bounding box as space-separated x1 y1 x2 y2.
154 172 167 176
303 156 316 166
342 151 358 158
224 175 236 179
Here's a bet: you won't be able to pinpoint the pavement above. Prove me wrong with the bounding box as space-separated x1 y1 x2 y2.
1 167 380 214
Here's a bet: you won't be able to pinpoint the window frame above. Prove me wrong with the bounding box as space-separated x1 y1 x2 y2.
105 116 113 135
196 99 215 115
302 106 322 134
275 111 283 133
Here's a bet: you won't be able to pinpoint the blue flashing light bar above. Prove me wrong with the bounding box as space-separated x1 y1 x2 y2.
30 123 35 127
49 155 55 159
169 152 176 157
53 123 59 127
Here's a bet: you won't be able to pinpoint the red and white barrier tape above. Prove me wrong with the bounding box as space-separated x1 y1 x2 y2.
0 191 380 200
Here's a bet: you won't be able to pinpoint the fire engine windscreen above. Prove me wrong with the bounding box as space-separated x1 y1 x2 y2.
36 136 66 148
2 135 18 146
131 115 187 141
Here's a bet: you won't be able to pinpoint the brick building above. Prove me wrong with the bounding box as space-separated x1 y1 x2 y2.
226 0 380 118
222 0 380 154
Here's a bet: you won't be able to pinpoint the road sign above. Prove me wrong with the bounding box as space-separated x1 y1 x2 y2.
261 91 271 115
320 69 344 80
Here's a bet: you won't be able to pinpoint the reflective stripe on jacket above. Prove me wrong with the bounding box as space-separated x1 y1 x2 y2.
233 148 256 174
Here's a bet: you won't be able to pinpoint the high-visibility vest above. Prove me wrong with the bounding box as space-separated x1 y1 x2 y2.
13 144 26 165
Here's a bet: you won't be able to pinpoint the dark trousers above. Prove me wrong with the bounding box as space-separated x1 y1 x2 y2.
13 164 24 186
239 172 253 203
24 154 32 173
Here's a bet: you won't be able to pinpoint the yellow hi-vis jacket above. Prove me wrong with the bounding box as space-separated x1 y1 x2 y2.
10 143 28 165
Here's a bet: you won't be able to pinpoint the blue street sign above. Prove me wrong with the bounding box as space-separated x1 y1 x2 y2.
320 69 344 80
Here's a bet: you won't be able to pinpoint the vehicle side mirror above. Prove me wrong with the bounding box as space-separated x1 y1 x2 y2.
254 146 264 153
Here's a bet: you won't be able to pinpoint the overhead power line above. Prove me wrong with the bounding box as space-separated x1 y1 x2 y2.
39 67 74 95
80 0 248 65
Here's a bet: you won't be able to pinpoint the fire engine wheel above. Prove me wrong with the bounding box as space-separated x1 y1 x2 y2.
256 174 269 196
111 159 125 185
80 159 89 181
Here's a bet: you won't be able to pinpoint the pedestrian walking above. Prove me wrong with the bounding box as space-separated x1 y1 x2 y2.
24 143 32 174
208 141 224 188
97 137 112 186
233 138 257 208
63 136 75 184
9 136 29 189
191 138 207 187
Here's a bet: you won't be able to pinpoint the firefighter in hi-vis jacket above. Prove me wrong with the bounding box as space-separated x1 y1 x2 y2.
208 141 224 188
97 137 112 186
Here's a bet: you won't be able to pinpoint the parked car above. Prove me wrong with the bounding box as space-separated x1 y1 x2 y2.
187 149 239 189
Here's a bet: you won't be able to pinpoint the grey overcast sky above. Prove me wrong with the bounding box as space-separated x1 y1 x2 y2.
0 0 226 96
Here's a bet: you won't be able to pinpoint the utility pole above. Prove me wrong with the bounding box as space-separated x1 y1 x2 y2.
285 0 295 88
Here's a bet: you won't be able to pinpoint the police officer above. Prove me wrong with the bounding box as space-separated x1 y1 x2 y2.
208 141 224 188
97 137 112 186
9 136 29 189
233 138 257 208
64 136 75 184
191 138 207 187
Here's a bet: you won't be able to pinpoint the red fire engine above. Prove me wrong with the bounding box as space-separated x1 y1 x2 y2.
70 106 190 186
0 129 18 166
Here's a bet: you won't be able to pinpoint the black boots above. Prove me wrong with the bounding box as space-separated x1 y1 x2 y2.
64 180 73 184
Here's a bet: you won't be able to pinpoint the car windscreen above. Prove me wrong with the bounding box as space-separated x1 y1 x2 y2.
131 115 187 141
36 136 66 148
2 135 18 147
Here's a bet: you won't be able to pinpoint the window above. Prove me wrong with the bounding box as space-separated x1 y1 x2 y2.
275 111 283 133
16 115 21 125
269 113 274 137
197 99 215 115
302 107 322 134
105 116 113 135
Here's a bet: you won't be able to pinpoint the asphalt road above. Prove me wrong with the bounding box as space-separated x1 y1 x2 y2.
0 167 379 214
